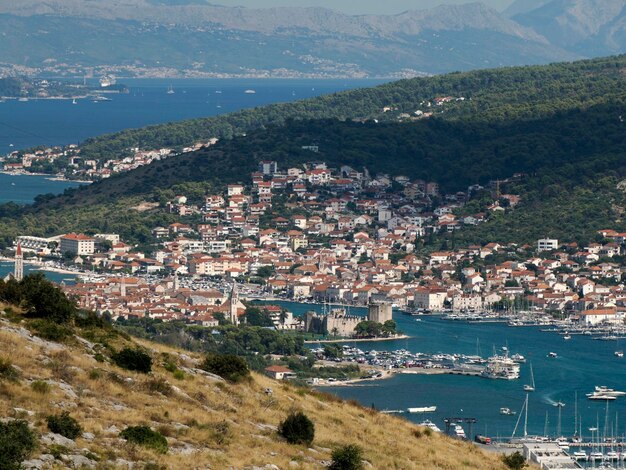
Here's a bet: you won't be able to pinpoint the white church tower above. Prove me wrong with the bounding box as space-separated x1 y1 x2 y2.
228 281 240 326
14 243 24 281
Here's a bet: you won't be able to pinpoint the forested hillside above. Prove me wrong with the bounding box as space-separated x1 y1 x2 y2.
74 54 626 162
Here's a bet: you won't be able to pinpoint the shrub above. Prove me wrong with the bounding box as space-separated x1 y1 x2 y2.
0 357 20 382
112 347 152 373
46 412 82 439
0 420 37 470
278 411 315 446
31 380 51 394
144 377 172 396
173 370 185 380
210 420 232 446
120 426 168 454
201 353 250 383
29 319 73 342
94 353 105 362
330 444 364 470
502 451 527 470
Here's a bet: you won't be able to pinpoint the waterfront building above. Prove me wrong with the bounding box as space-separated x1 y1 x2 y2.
16 235 54 253
60 233 95 256
368 301 393 323
414 287 447 311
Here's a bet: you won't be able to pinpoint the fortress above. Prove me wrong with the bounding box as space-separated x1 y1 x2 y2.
304 301 393 337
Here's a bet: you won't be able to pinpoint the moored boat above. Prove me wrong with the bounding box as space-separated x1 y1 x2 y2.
407 406 437 413
418 420 441 433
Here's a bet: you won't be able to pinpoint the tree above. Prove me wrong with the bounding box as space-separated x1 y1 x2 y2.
381 320 397 337
324 344 343 359
243 307 274 327
0 273 77 324
257 266 275 279
0 420 37 470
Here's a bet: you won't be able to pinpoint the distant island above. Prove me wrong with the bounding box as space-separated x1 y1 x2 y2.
0 76 128 100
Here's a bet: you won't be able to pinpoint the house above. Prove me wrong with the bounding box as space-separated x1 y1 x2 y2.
259 160 278 175
264 365 296 380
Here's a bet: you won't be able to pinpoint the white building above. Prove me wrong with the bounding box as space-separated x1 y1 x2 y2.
538 238 559 252
414 288 447 310
60 233 95 256
580 309 622 325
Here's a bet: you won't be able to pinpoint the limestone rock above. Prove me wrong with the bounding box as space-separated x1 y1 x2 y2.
41 432 77 448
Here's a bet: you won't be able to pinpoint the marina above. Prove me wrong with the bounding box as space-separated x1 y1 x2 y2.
281 302 626 446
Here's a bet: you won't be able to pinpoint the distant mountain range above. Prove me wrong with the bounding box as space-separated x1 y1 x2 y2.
1 0 626 77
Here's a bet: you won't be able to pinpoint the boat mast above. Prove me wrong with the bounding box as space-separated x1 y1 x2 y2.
544 411 549 438
524 394 529 437
574 391 578 438
511 394 527 439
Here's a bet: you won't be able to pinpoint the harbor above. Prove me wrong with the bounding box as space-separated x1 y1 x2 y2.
298 303 626 449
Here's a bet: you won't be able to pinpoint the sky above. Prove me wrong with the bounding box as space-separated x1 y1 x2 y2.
211 0 516 14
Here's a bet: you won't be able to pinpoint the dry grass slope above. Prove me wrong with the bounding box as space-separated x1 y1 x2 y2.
0 313 512 469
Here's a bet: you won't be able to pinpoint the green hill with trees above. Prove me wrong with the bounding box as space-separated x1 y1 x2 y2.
2 54 626 246
72 54 626 163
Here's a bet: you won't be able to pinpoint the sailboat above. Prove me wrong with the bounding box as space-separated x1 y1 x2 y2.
523 362 535 392
72 98 77 105
615 337 623 357
167 85 175 94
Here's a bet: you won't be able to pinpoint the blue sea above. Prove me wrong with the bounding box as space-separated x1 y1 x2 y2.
0 261 75 285
0 78 386 204
261 301 626 441
0 173 82 204
0 78 387 152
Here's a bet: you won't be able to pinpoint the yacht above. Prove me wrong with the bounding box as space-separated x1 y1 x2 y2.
453 424 466 439
615 351 624 358
500 407 516 415
592 386 626 397
547 352 558 358
572 450 588 460
563 334 571 340
587 392 617 401
590 451 604 461
511 353 526 363
482 354 520 380
418 420 441 433
244 89 256 94
407 406 437 413
606 451 619 460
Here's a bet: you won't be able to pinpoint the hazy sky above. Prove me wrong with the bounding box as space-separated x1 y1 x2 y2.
212 0 516 14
